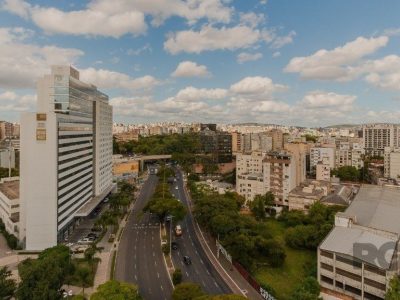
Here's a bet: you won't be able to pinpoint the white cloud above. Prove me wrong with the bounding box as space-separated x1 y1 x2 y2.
361 55 400 90
164 24 261 54
0 90 36 112
2 0 232 38
230 76 288 98
272 51 281 58
174 86 227 101
271 30 296 49
126 43 152 56
237 52 263 64
171 61 211 78
383 28 400 36
300 91 356 110
284 36 389 80
239 12 265 28
80 68 160 91
0 27 83 88
252 100 291 113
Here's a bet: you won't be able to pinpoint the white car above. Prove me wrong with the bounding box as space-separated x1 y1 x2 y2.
175 186 179 190
77 238 92 244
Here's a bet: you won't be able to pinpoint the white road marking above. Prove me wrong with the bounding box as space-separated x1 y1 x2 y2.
134 264 136 269
135 275 137 280
154 261 157 266
206 270 210 275
160 285 164 291
200 259 204 265
214 281 218 287
186 271 189 276
157 272 160 278
153 252 155 257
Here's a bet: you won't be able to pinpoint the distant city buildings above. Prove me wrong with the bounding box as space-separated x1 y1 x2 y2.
20 66 113 250
199 124 232 164
0 177 20 239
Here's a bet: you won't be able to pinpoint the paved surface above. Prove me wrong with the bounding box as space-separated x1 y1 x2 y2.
170 171 232 295
115 174 173 300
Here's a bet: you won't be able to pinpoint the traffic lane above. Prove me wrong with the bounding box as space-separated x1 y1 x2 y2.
171 184 231 294
115 175 172 300
174 174 232 294
172 222 226 295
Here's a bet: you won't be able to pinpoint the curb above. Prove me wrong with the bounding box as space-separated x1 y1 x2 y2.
160 223 174 287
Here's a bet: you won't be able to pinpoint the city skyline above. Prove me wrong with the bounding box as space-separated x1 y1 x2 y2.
1 0 400 126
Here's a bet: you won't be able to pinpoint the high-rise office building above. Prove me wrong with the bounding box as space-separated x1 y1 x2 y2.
20 66 113 250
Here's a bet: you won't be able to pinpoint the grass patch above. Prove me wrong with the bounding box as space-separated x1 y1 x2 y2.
66 258 99 287
253 219 316 300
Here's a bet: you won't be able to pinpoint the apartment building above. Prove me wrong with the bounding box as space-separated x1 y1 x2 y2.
242 132 273 153
20 66 113 250
318 185 400 300
263 151 296 206
236 151 264 201
0 148 15 169
384 147 400 179
284 142 310 186
335 138 364 169
310 147 336 170
231 131 242 153
0 178 20 239
363 124 400 157
266 129 284 151
288 180 329 211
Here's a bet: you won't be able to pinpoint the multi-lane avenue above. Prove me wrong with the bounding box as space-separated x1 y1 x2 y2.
115 174 173 300
170 169 232 295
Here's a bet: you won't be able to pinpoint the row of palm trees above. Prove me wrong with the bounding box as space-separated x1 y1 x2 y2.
94 181 136 233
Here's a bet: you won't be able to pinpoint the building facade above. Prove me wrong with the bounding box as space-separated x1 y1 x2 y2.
363 124 400 157
0 178 20 239
318 185 400 300
20 66 113 250
384 147 400 179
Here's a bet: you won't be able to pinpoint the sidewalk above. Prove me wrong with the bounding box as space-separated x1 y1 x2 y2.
182 180 263 300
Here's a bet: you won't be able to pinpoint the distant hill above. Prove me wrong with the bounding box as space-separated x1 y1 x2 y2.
324 124 360 129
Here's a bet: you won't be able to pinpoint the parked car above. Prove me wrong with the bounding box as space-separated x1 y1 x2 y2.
87 233 98 239
77 238 92 245
175 225 182 236
171 242 178 250
161 239 167 246
183 256 191 265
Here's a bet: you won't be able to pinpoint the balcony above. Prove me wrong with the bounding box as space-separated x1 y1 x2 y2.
335 261 362 276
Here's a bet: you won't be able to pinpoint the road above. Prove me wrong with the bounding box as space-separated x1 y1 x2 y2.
170 169 232 295
115 174 173 300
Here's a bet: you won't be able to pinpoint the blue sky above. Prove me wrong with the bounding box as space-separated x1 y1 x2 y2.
0 0 399 126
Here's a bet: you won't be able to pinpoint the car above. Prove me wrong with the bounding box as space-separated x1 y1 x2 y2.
183 256 191 265
77 238 92 244
171 242 178 250
161 239 167 246
175 225 182 236
87 233 98 239
175 186 179 190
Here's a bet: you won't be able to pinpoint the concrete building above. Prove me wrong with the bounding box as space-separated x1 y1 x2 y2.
263 151 296 206
288 180 330 211
384 147 400 179
237 173 265 202
20 66 113 250
241 132 273 153
231 131 242 153
310 147 336 170
0 121 13 140
114 131 139 142
0 177 20 239
236 151 264 175
316 160 331 181
363 124 400 157
284 142 311 186
318 185 400 300
0 148 15 169
267 129 284 151
335 138 364 169
199 128 232 163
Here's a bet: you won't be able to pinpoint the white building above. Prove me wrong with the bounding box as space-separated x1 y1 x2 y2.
20 66 113 250
310 147 335 170
363 123 400 157
335 139 364 169
0 148 15 169
0 177 20 239
384 147 400 179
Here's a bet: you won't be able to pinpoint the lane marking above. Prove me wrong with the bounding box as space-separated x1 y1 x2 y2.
186 271 189 277
200 259 204 265
157 272 160 278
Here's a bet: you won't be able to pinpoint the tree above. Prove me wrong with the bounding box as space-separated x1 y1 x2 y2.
76 267 91 296
172 283 205 300
91 280 142 300
289 277 321 300
172 268 183 285
250 196 266 220
17 245 71 300
0 266 16 300
386 276 400 300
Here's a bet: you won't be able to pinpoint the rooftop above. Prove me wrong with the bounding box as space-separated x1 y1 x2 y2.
289 180 330 198
343 185 400 234
0 180 19 200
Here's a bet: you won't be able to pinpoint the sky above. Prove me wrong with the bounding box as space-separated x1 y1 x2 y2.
0 0 400 127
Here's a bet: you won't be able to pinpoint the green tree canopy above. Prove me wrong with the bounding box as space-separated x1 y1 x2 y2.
172 283 205 300
386 275 400 300
0 266 16 300
90 280 142 300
